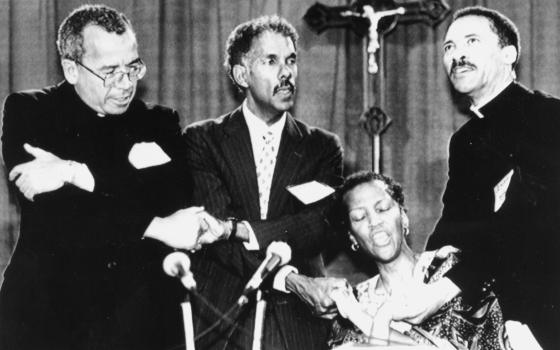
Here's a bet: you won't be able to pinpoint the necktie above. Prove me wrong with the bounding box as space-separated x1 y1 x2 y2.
256 131 276 219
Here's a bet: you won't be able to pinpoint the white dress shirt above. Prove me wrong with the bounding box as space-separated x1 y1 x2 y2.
242 101 297 292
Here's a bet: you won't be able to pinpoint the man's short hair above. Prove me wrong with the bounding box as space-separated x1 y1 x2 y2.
452 6 521 68
56 4 134 61
224 15 298 89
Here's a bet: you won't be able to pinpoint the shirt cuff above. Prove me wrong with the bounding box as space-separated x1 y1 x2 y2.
273 265 298 293
67 161 95 192
143 217 160 240
242 221 260 251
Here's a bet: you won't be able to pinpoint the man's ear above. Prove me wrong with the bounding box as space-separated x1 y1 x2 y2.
232 64 249 89
61 59 79 84
399 208 410 234
501 45 517 66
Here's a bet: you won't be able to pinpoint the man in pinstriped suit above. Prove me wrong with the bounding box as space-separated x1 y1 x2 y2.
184 15 346 350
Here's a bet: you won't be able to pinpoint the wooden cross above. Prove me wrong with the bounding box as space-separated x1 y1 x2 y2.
304 0 450 173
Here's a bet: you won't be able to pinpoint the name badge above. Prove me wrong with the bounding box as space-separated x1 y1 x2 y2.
494 169 514 212
128 142 171 169
287 181 335 205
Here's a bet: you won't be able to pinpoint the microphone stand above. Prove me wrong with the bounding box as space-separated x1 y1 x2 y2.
163 252 197 350
181 292 196 350
251 290 267 350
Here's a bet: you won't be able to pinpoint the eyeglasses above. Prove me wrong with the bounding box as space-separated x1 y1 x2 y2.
74 59 146 87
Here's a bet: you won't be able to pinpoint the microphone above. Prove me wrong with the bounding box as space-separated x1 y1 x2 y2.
163 252 197 350
163 251 197 291
237 241 292 306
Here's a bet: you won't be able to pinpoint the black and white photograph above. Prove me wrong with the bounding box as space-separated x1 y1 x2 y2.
0 0 558 349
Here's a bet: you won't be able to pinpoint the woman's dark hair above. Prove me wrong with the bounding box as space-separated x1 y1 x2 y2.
331 171 405 233
340 171 404 207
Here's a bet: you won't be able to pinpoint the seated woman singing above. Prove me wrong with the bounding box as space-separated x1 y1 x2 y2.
327 171 509 349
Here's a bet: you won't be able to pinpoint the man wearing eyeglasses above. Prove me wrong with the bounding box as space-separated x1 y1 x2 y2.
0 4 211 350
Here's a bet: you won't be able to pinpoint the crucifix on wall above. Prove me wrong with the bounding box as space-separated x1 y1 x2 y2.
304 0 450 173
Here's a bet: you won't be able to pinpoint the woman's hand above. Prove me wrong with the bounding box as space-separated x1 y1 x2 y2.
286 275 348 319
385 278 460 324
329 285 361 319
330 287 388 344
413 245 460 282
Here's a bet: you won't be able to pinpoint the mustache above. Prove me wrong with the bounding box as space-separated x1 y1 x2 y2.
450 58 476 73
273 80 295 95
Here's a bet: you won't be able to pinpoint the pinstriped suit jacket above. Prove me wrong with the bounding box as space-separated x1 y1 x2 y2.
184 106 343 349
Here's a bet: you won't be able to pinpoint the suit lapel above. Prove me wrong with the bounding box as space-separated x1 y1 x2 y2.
268 113 305 217
220 107 261 219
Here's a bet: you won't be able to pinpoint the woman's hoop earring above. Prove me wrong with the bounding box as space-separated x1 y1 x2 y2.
350 237 360 251
348 233 360 251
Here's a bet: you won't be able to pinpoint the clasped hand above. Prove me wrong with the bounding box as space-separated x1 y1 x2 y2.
145 207 230 251
384 246 461 325
331 286 393 344
9 144 70 201
286 274 349 319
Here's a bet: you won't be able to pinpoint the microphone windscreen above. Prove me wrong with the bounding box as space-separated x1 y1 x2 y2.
265 241 291 266
163 251 191 278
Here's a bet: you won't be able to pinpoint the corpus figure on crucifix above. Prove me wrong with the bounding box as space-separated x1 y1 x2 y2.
304 0 450 172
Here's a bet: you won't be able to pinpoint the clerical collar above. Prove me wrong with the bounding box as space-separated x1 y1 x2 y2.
469 80 515 119
469 105 485 119
242 100 286 139
66 82 128 119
